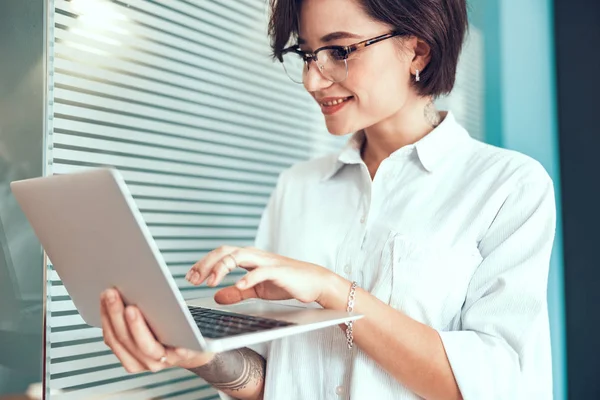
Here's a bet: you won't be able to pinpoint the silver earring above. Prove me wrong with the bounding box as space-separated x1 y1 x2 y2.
415 69 420 82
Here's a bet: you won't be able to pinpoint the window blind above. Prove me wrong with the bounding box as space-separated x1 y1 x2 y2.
47 0 341 399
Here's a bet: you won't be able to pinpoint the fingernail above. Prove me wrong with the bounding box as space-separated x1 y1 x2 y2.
237 280 246 289
185 270 192 281
206 274 215 286
106 290 116 304
176 348 188 358
126 307 137 321
192 271 200 283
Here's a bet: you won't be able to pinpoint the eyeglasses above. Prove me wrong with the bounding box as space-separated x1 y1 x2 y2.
278 31 402 84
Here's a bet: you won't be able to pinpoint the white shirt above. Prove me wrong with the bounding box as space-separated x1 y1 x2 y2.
223 111 556 400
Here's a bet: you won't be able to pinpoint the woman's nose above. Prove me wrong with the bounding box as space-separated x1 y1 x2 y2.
303 61 333 92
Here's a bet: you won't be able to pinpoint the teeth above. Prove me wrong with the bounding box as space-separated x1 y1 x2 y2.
321 97 350 107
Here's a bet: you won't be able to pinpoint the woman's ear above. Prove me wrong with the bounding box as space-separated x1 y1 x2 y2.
406 37 432 75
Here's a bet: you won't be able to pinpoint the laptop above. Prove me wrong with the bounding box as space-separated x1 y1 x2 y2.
10 168 362 353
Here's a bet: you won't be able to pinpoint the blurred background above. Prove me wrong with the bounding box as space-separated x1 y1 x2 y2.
0 0 597 399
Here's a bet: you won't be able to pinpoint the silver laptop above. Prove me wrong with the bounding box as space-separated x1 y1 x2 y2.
10 168 361 353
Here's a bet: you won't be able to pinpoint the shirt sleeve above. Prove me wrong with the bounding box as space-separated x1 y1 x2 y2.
438 171 556 399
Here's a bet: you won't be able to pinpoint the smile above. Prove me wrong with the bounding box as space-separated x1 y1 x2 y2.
319 96 353 107
318 96 354 115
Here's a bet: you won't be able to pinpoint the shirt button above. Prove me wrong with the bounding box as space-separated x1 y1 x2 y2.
335 385 344 396
344 264 351 274
360 216 366 224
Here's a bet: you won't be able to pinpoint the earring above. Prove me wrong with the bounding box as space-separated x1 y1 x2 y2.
415 69 420 82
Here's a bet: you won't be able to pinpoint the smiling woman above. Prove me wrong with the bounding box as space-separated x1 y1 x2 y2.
99 1 556 399
268 0 467 145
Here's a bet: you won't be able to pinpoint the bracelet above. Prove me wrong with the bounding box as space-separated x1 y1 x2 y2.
345 281 358 349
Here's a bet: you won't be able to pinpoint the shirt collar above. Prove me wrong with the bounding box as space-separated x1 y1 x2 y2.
321 111 470 181
413 111 470 172
320 131 365 181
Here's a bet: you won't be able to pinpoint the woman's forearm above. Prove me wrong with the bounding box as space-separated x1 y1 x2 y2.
188 348 265 400
318 274 462 400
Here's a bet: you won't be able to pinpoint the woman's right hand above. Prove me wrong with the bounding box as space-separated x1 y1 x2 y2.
100 288 214 373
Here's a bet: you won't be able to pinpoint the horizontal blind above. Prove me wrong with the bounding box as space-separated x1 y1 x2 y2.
46 0 343 399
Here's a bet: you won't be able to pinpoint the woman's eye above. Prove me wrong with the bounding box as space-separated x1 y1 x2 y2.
330 48 346 61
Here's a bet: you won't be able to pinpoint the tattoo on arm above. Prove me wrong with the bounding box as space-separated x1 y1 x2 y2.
189 348 266 392
424 100 442 128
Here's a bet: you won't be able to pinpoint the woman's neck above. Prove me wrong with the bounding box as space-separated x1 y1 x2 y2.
361 97 441 179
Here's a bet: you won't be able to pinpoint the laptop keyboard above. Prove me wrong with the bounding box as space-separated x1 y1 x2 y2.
188 306 296 339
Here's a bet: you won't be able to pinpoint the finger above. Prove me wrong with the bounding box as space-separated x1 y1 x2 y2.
104 289 162 370
209 257 235 287
125 306 171 372
206 247 271 286
236 266 279 291
209 248 276 287
166 347 189 366
200 255 235 286
100 293 146 373
104 289 138 353
172 347 193 362
213 285 259 305
186 246 238 285
232 248 278 270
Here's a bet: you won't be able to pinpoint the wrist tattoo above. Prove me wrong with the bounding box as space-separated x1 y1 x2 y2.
189 348 266 392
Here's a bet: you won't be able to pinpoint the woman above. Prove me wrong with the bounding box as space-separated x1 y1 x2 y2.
100 0 556 399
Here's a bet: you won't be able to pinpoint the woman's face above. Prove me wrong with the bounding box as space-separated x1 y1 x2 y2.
299 0 415 135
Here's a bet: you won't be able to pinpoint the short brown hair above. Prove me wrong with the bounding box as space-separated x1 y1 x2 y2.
268 0 468 97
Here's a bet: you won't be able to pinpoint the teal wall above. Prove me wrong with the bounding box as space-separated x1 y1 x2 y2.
0 0 46 395
482 0 566 398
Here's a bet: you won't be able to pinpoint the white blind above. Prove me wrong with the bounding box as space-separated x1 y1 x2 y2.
46 0 341 399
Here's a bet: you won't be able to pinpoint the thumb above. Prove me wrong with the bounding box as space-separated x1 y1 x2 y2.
213 286 259 305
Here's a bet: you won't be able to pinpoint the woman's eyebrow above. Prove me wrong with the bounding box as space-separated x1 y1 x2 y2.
297 31 363 45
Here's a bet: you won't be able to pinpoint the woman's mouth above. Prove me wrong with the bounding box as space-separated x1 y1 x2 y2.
318 96 354 115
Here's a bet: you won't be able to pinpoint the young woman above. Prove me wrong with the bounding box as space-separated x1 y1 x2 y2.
100 0 556 399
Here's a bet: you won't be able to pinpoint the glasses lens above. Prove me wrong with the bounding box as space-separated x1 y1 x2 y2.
281 52 305 84
316 49 348 83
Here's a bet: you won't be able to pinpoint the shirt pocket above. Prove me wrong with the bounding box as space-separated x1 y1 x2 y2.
388 235 482 329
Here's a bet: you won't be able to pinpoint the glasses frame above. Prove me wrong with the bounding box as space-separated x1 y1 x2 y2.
279 31 403 83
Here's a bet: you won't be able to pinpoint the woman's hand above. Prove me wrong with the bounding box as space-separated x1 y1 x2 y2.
100 288 213 373
186 246 336 306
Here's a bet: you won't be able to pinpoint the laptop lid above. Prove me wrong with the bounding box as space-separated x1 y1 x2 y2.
11 169 208 351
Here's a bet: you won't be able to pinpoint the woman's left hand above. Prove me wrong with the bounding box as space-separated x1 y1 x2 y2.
185 246 336 306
